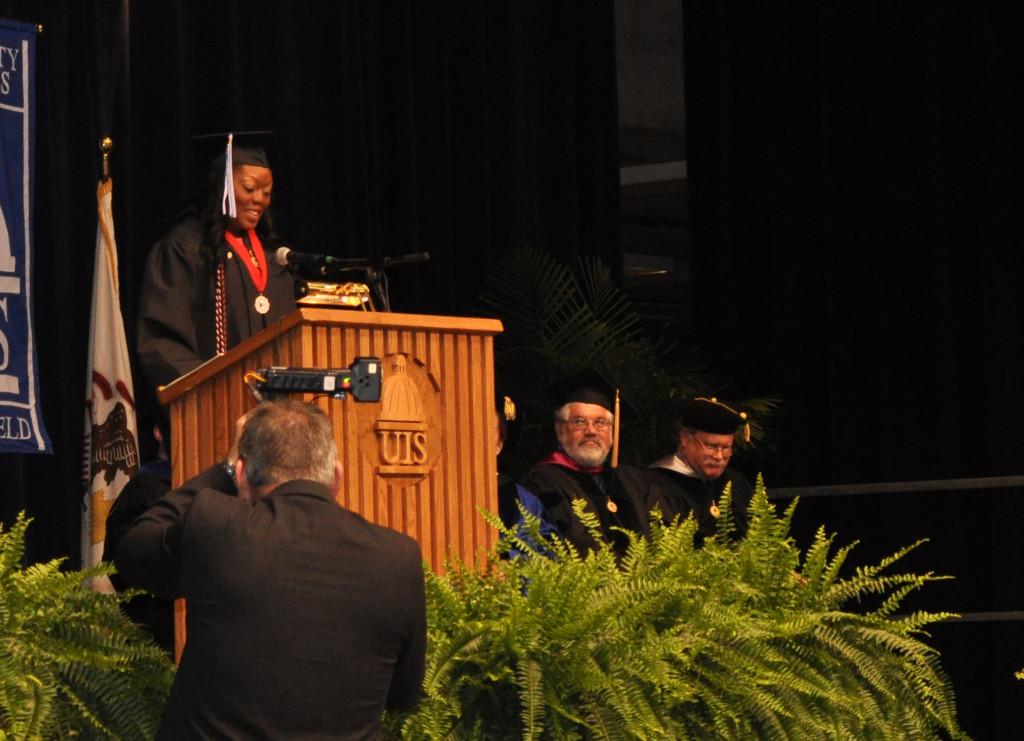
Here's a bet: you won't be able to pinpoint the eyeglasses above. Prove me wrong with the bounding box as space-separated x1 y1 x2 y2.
561 416 613 431
690 435 733 455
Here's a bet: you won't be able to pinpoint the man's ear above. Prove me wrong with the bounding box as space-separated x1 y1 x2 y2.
331 461 343 500
676 430 690 460
235 458 253 503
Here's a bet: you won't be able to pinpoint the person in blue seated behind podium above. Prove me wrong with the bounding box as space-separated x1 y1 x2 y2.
136 131 297 391
115 400 427 739
494 392 556 557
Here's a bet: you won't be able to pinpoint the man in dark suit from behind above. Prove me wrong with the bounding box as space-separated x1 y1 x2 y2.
116 400 426 740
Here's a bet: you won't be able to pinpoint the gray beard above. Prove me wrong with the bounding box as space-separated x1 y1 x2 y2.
565 443 609 469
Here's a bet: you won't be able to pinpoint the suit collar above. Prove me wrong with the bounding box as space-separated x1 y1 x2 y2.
262 479 336 503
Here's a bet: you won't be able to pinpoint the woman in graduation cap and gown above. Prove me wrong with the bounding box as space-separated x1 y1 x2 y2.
137 132 297 391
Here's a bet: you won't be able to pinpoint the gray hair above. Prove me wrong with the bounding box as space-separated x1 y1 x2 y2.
238 400 337 488
554 403 613 423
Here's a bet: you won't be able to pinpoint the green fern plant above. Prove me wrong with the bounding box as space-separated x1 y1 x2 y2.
0 513 173 740
477 246 781 471
386 480 967 739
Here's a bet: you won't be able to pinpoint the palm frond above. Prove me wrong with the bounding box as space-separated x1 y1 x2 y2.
477 246 776 470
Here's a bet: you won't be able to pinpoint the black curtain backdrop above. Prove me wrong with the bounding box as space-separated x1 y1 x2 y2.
0 0 619 564
683 2 1024 734
684 3 1022 488
3 0 1024 733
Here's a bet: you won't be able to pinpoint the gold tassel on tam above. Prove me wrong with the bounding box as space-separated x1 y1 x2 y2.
611 388 621 469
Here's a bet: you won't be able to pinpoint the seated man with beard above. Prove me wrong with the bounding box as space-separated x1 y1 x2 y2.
648 397 754 543
520 370 650 555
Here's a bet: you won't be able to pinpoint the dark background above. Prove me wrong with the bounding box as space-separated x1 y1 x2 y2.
680 7 1024 735
1 1 1021 737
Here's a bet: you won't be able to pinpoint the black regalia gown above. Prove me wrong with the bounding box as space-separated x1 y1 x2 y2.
137 215 296 390
522 452 651 555
647 454 754 543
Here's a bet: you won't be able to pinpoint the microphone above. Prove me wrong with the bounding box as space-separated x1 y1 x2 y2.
275 246 342 267
275 246 430 271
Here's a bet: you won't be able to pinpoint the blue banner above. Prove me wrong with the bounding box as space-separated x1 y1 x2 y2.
0 19 50 453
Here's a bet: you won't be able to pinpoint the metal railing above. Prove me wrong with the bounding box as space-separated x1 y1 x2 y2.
765 474 1024 624
768 474 1024 499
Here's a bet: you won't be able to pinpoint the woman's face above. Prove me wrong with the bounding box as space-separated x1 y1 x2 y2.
228 165 273 233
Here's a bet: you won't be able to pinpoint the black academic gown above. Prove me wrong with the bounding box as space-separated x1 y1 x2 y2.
115 465 426 740
521 458 651 555
136 215 296 390
647 454 754 542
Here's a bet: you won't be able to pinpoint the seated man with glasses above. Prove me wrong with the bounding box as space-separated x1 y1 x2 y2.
648 397 754 543
521 369 651 555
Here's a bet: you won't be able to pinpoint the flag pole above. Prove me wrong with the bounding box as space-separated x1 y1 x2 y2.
82 138 139 589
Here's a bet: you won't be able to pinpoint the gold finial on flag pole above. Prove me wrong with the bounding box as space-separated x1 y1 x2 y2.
99 137 113 181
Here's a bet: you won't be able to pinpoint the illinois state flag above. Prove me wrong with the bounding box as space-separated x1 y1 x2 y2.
82 177 139 591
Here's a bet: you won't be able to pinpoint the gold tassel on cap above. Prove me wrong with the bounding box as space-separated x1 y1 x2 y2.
611 388 621 469
503 395 517 422
608 387 621 511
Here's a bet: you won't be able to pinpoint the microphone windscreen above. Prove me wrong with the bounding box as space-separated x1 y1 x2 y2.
275 246 292 266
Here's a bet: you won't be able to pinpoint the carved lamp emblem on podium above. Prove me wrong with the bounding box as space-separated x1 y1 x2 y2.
373 354 432 476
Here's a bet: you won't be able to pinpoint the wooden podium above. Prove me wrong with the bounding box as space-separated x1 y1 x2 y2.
158 307 504 572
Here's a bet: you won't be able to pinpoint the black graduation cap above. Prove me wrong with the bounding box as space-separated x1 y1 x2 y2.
190 131 279 217
547 368 617 414
191 130 276 168
676 397 750 440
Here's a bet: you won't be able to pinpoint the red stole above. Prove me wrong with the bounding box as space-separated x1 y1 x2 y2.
538 450 604 475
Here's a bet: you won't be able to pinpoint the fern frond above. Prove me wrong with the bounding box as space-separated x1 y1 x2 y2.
388 485 965 740
0 513 173 739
